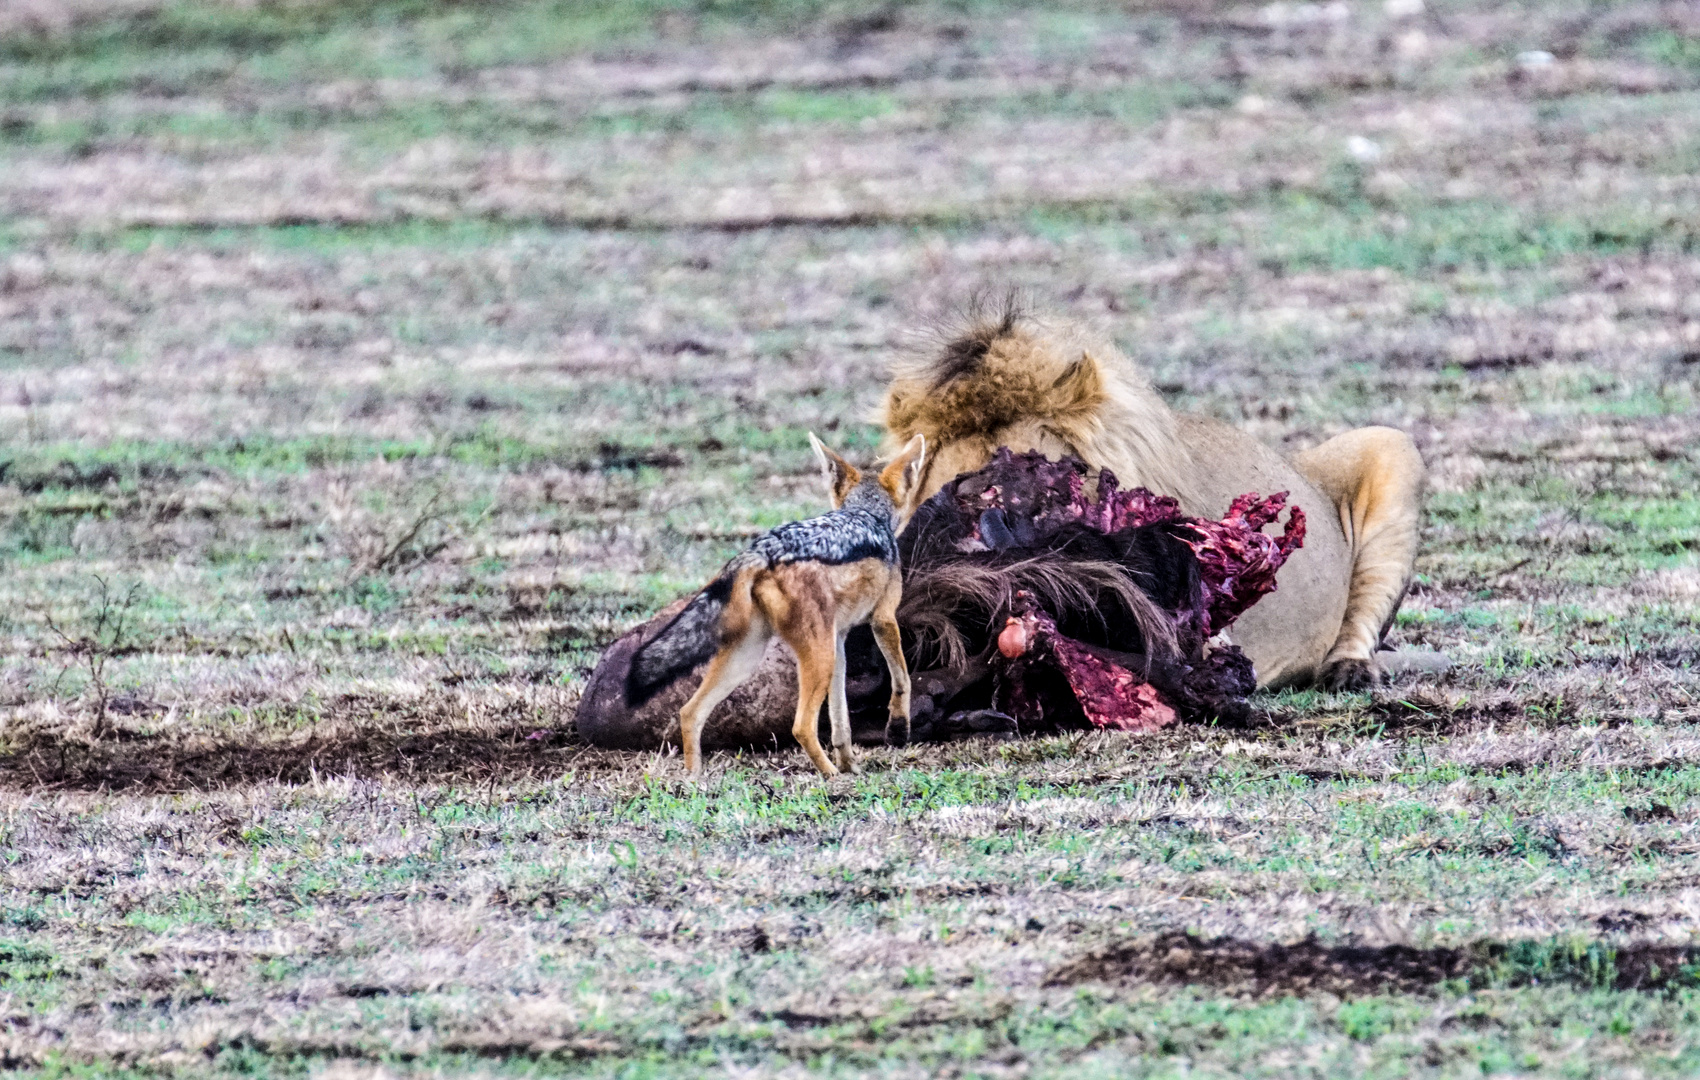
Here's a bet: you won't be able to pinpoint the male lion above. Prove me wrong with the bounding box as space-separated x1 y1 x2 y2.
883 305 1425 690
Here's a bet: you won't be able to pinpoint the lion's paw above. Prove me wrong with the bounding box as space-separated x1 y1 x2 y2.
1320 656 1380 692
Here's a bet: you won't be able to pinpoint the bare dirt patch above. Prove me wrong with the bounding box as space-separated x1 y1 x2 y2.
0 713 589 792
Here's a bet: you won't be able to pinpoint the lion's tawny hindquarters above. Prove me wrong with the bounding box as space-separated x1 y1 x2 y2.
1165 413 1353 688
1291 426 1426 689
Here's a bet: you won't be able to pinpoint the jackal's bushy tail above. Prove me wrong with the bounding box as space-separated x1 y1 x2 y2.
624 566 749 707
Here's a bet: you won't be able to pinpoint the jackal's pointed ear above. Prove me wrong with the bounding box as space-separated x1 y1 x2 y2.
879 433 927 518
808 432 860 507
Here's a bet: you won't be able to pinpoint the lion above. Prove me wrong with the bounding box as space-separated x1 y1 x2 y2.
882 304 1426 690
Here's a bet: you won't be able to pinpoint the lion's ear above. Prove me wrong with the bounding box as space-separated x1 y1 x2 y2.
1050 352 1105 410
882 387 916 433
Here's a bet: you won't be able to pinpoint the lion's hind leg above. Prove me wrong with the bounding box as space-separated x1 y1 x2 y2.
1291 426 1426 691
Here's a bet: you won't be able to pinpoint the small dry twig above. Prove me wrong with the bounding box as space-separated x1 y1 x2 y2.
41 575 142 736
341 488 455 585
367 489 451 573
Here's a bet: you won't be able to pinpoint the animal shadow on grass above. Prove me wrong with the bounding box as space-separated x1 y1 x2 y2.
0 699 1501 794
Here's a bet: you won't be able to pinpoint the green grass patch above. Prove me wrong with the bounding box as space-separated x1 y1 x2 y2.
0 0 1105 102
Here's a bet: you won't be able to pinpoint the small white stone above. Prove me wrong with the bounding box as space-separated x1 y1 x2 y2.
1517 50 1556 69
1384 0 1424 16
1236 94 1271 115
1346 135 1383 162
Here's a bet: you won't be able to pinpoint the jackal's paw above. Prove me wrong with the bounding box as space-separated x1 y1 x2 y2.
1320 656 1380 692
884 714 911 748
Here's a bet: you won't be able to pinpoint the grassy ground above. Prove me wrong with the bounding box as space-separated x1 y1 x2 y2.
1 0 1699 1075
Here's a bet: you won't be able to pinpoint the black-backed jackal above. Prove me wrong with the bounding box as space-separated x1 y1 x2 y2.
624 434 927 776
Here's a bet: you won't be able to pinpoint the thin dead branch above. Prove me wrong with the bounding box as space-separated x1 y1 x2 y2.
40 575 142 736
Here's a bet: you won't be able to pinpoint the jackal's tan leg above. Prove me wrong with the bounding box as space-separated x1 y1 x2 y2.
784 630 839 777
869 583 911 747
1291 426 1426 690
677 628 769 776
828 630 857 774
754 569 839 777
